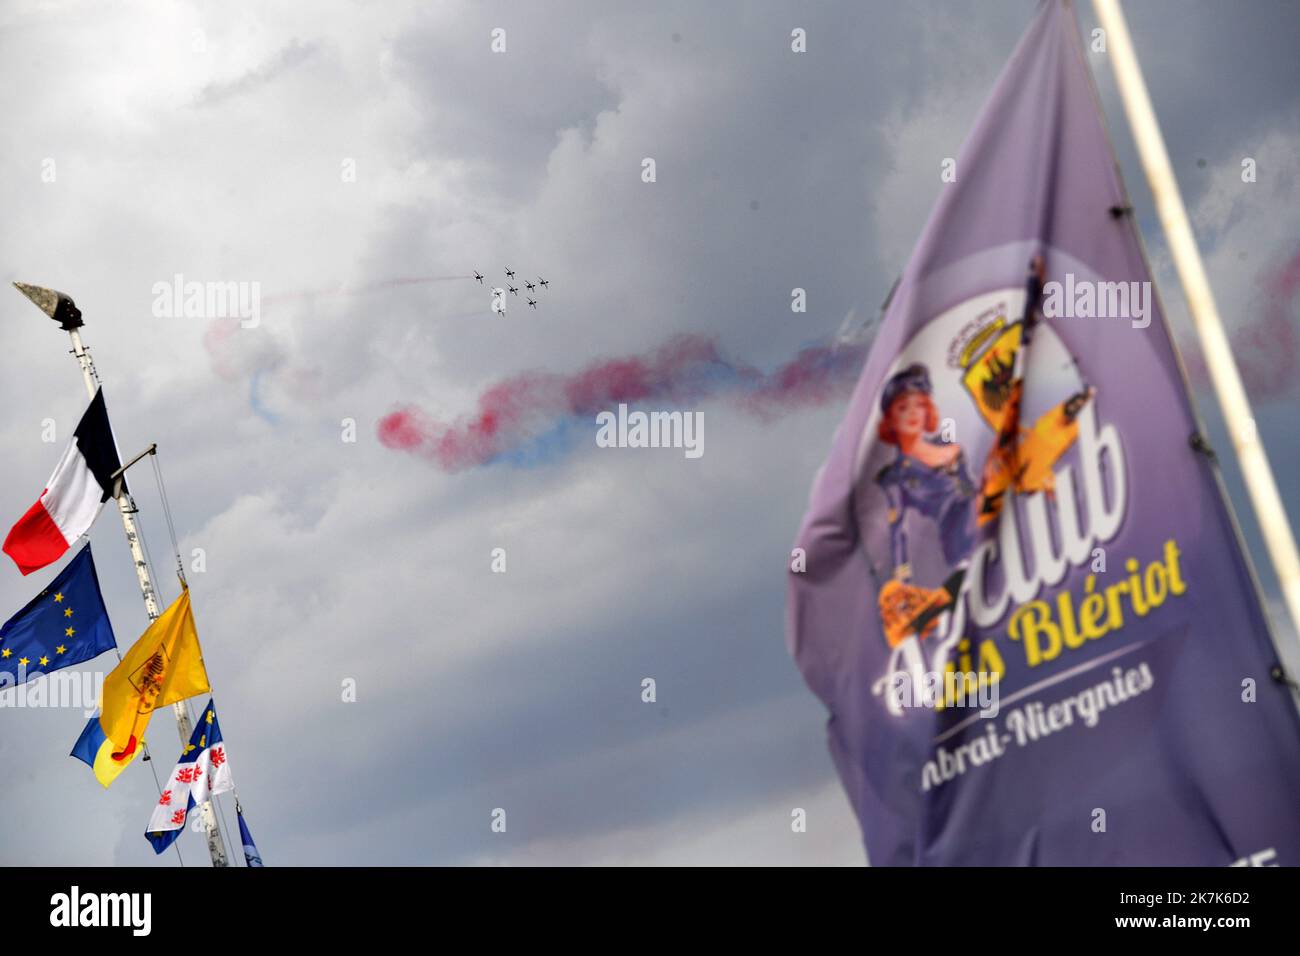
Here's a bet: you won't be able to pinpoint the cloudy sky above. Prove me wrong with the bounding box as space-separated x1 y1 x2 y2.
0 0 1296 865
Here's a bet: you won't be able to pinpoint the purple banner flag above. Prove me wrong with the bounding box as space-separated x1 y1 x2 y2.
787 0 1300 865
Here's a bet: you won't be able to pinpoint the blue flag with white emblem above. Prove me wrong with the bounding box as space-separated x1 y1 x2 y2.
0 544 115 688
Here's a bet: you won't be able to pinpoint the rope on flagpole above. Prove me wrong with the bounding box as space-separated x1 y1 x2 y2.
136 507 163 603
213 792 236 863
140 472 228 866
149 452 186 587
145 449 245 860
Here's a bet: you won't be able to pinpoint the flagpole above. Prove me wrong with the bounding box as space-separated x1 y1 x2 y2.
1090 0 1300 652
12 284 230 867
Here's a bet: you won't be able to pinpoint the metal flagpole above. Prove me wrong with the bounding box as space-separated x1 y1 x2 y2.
1090 0 1300 650
12 283 230 867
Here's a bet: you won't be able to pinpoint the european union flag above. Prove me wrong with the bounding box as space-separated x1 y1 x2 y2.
0 544 116 686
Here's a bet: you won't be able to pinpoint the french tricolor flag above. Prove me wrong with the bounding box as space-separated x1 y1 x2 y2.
3 388 126 575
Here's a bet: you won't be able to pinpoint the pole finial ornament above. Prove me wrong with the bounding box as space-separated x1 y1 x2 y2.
13 282 84 330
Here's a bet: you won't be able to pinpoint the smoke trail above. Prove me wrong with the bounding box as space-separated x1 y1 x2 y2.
1182 249 1300 401
262 274 474 304
741 342 871 420
202 275 480 422
249 369 281 426
375 250 1300 474
377 334 867 472
203 316 283 382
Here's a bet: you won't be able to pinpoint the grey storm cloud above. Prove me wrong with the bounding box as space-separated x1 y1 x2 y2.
0 0 1295 865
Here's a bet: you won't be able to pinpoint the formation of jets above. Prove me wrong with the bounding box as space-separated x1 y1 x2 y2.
475 267 551 316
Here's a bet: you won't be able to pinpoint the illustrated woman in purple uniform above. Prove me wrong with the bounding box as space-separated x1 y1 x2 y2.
873 363 976 645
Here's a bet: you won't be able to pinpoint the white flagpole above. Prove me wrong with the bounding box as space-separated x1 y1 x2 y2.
1091 0 1300 650
11 283 230 867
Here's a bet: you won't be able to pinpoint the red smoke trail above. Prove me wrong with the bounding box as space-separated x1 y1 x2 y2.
377 334 866 472
741 342 868 421
1182 250 1300 401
